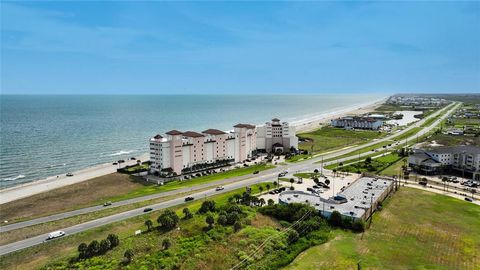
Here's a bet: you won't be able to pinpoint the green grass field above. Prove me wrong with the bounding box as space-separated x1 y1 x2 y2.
297 127 385 154
284 187 480 270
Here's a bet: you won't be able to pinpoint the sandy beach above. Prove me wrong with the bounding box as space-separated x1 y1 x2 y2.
0 99 384 205
293 98 386 133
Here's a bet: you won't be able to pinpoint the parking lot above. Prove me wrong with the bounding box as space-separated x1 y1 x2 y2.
259 169 362 203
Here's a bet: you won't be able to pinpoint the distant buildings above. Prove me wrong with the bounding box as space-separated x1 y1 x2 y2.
408 146 480 180
150 118 298 176
387 96 449 107
331 116 383 130
256 118 298 153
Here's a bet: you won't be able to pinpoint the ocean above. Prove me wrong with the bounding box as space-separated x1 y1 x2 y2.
0 94 384 188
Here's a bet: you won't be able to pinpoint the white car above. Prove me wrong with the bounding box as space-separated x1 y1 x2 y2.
47 230 66 240
215 186 224 191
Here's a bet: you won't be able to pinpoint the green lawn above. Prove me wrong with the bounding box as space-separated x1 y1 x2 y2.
328 153 403 174
297 126 385 155
109 163 275 202
379 157 406 177
284 187 480 270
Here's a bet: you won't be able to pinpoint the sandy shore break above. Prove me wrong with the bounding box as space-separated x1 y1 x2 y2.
0 98 385 205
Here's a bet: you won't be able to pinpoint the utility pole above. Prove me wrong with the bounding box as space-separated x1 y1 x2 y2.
321 156 324 175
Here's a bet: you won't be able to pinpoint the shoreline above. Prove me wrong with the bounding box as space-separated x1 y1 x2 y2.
0 98 385 205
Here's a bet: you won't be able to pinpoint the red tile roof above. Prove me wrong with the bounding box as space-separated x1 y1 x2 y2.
166 130 183 135
182 131 205 138
202 129 227 135
234 123 256 129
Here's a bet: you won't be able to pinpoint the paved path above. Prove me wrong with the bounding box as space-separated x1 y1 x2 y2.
0 102 459 256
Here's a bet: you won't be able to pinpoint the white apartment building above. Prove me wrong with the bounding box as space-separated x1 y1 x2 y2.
408 146 480 180
256 118 298 153
149 124 257 176
331 116 383 130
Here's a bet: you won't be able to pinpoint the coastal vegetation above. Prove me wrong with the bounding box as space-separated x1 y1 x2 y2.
283 187 480 270
0 182 344 270
0 164 275 224
294 126 385 157
326 152 404 175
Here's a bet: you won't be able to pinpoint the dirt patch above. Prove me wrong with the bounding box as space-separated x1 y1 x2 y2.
250 213 279 228
0 173 145 223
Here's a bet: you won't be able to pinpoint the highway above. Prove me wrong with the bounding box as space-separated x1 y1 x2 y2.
0 102 459 256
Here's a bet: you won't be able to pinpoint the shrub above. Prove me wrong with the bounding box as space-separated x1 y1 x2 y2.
107 234 120 248
217 214 228 226
206 214 215 228
226 212 240 225
145 219 153 231
157 210 179 230
78 243 88 259
124 249 134 264
162 238 172 250
287 230 299 244
233 221 242 232
328 211 343 227
352 220 365 232
87 240 100 257
267 199 275 206
99 239 111 254
182 208 193 219
198 200 216 214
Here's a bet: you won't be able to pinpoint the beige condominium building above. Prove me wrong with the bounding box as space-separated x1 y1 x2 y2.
149 123 257 175
256 118 298 153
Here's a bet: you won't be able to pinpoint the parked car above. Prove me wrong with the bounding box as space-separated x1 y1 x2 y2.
253 171 260 174
143 208 153 212
103 201 112 207
185 197 194 202
464 197 473 202
66 172 74 177
118 159 125 163
269 191 275 195
215 186 224 191
130 157 136 160
112 162 118 165
47 230 66 240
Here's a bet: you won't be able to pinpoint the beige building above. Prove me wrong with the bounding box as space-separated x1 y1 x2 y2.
149 123 257 176
256 118 298 153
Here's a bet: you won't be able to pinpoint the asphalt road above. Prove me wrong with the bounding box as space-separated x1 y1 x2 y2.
0 102 459 256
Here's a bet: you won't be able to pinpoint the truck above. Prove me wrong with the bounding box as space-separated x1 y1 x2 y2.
47 230 66 240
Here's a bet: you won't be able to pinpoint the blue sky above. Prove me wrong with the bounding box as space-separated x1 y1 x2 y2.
1 1 479 94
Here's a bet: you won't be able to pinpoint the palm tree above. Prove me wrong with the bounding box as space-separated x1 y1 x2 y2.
289 178 295 187
162 238 172 250
259 198 265 207
259 186 264 193
144 219 153 231
266 184 271 190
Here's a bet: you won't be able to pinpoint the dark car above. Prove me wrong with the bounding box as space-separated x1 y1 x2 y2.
143 208 153 212
185 197 194 202
112 162 118 165
269 191 275 195
279 187 286 191
66 172 74 177
253 171 260 174
464 197 473 202
130 157 136 160
118 159 125 163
